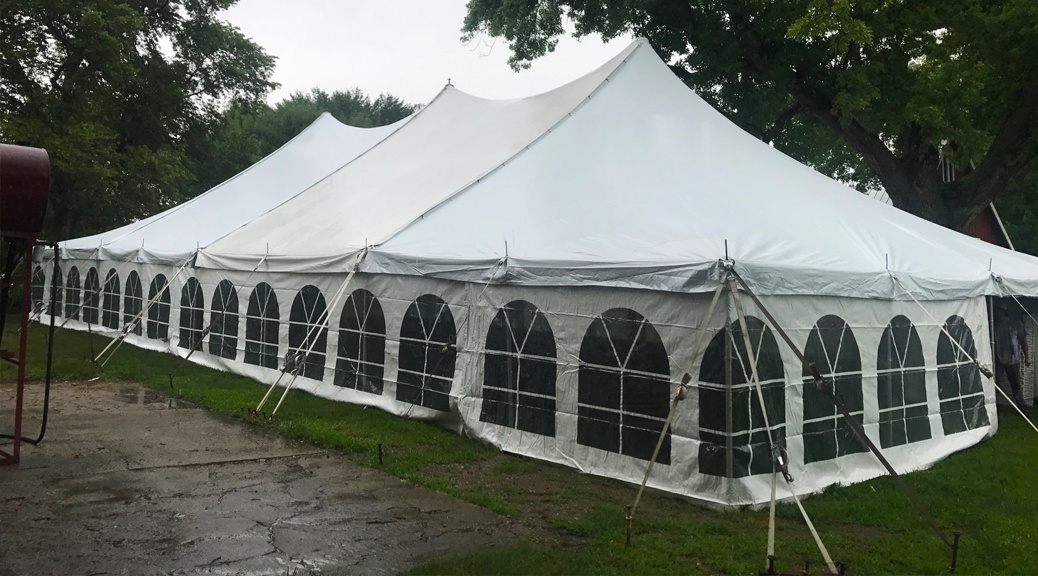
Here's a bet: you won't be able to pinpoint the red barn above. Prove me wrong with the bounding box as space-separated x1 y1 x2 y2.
964 204 1015 250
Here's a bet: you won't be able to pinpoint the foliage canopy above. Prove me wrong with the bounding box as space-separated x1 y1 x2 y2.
1 1 416 241
1 0 278 239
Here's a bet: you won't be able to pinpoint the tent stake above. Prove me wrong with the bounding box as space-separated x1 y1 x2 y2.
624 505 632 548
86 321 97 365
950 532 960 572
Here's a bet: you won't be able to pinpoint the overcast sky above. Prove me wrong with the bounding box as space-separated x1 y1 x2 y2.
221 0 633 106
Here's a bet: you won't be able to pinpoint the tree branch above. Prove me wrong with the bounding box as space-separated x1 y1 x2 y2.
762 103 802 144
668 64 692 82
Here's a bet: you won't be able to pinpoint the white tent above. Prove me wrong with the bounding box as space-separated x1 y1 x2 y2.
41 39 1038 506
61 112 410 265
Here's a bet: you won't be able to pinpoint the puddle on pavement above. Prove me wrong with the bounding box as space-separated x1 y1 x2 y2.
62 479 142 505
117 386 188 409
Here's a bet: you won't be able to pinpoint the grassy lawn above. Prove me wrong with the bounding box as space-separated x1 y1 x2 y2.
5 322 1038 575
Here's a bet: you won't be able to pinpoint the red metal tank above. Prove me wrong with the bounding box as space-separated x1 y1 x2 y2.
0 143 50 236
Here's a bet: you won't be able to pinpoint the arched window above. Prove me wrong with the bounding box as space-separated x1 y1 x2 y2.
578 308 671 463
51 267 63 318
288 285 328 380
480 300 557 437
397 294 456 411
335 289 386 395
802 315 866 464
937 315 989 435
31 266 46 314
209 280 238 360
179 277 204 349
147 274 171 340
123 271 143 335
245 283 279 369
65 267 81 320
698 316 785 477
83 267 100 325
877 315 930 448
102 270 121 329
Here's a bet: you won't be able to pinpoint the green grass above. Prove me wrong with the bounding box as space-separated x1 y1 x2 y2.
6 323 1038 574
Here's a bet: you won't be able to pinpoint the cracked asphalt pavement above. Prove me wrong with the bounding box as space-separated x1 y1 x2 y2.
0 381 524 575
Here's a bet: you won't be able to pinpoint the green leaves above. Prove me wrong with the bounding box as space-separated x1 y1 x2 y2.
1 0 277 240
463 0 566 71
788 0 873 54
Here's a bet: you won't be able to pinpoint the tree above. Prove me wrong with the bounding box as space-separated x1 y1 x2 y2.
463 0 1038 231
0 0 277 240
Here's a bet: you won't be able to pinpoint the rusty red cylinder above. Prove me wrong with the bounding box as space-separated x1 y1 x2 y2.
0 143 51 236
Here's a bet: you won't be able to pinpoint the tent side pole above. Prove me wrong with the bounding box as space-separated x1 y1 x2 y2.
724 285 734 481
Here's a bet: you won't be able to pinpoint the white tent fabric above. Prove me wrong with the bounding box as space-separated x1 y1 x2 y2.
194 42 639 273
195 39 1038 301
42 39 1038 507
61 112 410 265
363 39 1038 299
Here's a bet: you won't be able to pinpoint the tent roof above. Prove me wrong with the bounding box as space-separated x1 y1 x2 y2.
61 112 409 265
360 40 1038 300
179 40 1038 299
194 42 639 272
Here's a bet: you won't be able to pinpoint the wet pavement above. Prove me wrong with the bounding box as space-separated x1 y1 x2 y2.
0 380 522 575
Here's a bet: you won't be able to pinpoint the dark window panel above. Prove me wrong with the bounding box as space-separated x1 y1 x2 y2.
936 316 989 435
802 315 863 464
209 279 239 360
51 267 63 318
578 308 670 463
479 302 558 436
65 267 81 320
31 267 46 314
335 289 387 394
877 316 930 449
101 270 120 329
397 295 456 411
147 274 170 340
123 271 143 335
245 283 279 369
697 317 786 477
178 278 205 350
578 366 621 411
518 357 556 397
83 268 100 325
288 285 327 380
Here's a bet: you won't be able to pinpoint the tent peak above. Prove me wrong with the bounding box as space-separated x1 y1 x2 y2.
436 39 642 105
